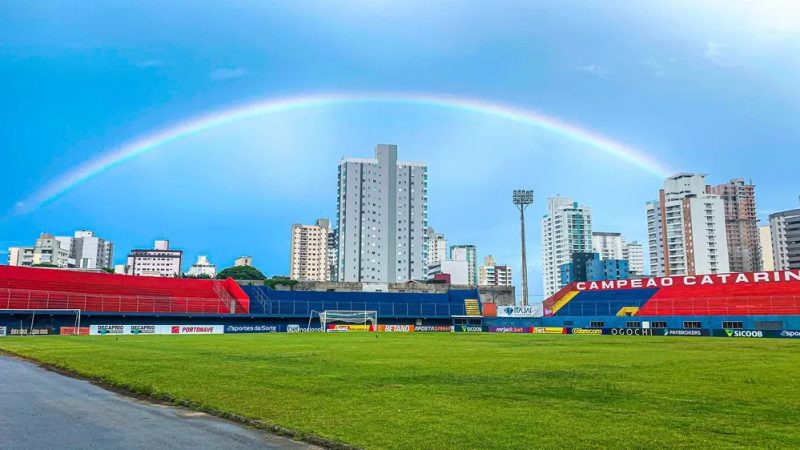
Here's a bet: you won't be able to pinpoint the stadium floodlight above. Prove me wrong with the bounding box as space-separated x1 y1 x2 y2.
512 189 534 306
310 310 377 332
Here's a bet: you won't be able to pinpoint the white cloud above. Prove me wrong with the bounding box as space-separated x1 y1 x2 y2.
578 64 611 79
703 41 740 67
209 67 248 81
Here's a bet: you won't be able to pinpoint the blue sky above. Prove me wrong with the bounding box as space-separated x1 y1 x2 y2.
2 1 799 302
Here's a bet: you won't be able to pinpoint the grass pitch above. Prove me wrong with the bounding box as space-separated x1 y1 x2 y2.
1 333 799 449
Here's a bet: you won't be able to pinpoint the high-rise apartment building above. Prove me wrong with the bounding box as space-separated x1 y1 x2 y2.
769 209 800 270
622 240 645 276
541 196 593 298
708 179 761 273
646 174 729 276
71 230 114 269
426 227 447 270
336 144 428 283
31 233 74 268
592 232 624 260
289 219 333 282
125 240 183 277
479 255 512 286
759 225 775 271
449 244 477 285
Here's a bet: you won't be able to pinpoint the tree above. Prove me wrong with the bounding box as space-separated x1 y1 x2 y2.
101 267 115 274
264 277 299 289
215 265 267 281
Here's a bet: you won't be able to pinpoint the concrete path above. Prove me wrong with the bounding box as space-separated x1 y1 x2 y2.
0 355 318 449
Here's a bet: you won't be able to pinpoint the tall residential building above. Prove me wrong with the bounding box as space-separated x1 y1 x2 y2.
186 255 217 278
336 144 428 283
71 230 114 269
427 248 469 285
769 209 800 270
560 252 629 286
449 244 477 285
541 196 593 298
326 227 338 282
125 240 183 277
622 240 645 276
426 227 447 270
32 233 74 268
289 219 332 282
479 255 512 286
646 173 729 277
7 246 34 266
592 232 624 260
708 179 761 273
759 225 775 271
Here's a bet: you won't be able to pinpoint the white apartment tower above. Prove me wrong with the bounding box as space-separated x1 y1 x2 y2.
646 174 730 276
759 225 775 271
71 230 114 269
126 240 183 277
769 209 800 270
622 240 645 276
289 219 333 282
592 232 624 260
541 196 593 298
336 144 428 283
450 244 477 285
426 227 447 270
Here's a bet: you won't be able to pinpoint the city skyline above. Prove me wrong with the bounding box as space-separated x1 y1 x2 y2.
2 1 799 301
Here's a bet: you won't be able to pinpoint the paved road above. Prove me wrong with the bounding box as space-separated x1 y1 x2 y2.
0 356 317 449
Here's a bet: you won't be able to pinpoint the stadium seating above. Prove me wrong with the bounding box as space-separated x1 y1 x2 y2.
553 288 659 316
0 266 249 314
241 286 479 318
638 282 800 316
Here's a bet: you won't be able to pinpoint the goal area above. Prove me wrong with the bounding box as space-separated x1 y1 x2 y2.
309 310 378 332
0 309 82 336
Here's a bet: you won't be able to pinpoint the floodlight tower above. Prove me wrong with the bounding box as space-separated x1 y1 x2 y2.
513 190 534 306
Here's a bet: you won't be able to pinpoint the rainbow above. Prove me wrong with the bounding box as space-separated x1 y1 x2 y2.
12 92 673 215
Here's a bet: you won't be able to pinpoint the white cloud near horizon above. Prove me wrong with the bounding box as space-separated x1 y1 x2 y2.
578 64 611 79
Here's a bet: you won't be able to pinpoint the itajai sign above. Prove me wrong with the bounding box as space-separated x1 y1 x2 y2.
575 270 800 291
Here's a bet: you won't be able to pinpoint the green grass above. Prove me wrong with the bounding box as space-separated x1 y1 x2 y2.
2 334 799 449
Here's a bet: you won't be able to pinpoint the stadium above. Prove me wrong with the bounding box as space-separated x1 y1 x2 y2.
1 265 799 337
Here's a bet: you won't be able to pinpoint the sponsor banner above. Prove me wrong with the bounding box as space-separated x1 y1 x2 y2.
60 327 90 336
780 330 800 338
8 327 53 336
224 324 279 334
608 328 656 336
0 326 6 337
569 328 603 335
170 325 223 335
286 324 323 333
713 329 792 339
488 326 528 333
415 325 454 332
455 325 483 333
327 324 375 332
533 327 567 334
497 305 537 318
90 325 223 335
662 329 709 337
377 324 415 332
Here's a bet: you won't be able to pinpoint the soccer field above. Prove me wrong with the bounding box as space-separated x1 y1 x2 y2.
2 334 799 449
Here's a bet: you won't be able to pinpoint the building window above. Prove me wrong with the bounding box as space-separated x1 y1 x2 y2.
683 321 702 329
651 321 667 329
589 321 604 328
626 321 642 328
722 321 743 329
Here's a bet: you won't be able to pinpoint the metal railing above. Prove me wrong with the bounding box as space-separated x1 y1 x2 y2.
1 287 241 315
549 296 800 316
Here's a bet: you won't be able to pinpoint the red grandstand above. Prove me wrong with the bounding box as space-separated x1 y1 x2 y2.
543 270 800 317
0 266 249 314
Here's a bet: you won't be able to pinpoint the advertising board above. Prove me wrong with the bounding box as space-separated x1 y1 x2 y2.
455 325 483 333
8 327 53 336
415 326 454 332
0 326 6 337
224 325 280 334
169 325 223 335
532 327 566 334
568 328 603 335
496 305 537 318
662 329 709 337
488 326 528 333
60 327 90 336
90 325 223 335
377 324 415 332
286 324 323 333
327 324 374 332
